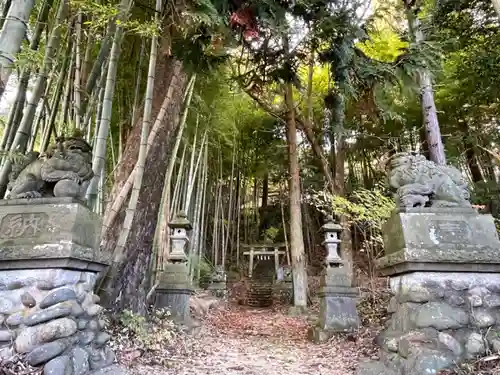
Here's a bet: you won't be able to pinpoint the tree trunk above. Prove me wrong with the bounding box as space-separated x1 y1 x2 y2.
262 172 268 209
284 80 307 307
459 121 483 183
99 56 187 314
406 3 446 165
418 70 446 165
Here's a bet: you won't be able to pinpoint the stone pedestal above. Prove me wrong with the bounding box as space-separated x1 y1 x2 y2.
274 266 293 304
155 212 194 322
207 266 227 299
308 268 360 343
155 264 193 321
358 208 500 375
0 198 122 375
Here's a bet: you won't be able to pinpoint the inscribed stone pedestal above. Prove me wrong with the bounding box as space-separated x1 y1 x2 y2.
309 268 359 343
376 208 500 276
0 198 123 375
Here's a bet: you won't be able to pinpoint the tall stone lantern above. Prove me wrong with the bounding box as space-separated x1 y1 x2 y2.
322 219 343 268
308 217 360 343
155 211 194 321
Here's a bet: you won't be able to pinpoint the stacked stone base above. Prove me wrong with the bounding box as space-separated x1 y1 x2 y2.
0 269 121 375
358 272 500 375
247 279 273 307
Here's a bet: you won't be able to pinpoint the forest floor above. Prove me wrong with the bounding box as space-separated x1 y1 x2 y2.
123 302 380 375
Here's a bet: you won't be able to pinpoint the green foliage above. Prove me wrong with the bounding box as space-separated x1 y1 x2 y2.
190 254 213 286
14 41 45 72
264 226 279 243
123 20 160 38
357 29 408 63
307 188 395 228
70 0 118 30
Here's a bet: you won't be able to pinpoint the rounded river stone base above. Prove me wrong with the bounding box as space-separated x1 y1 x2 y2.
0 269 119 375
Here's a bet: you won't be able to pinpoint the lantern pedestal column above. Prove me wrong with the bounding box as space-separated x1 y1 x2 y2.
155 212 194 322
207 265 228 298
308 220 360 343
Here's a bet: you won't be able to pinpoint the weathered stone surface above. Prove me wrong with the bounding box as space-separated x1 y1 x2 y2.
0 199 108 270
403 347 455 375
0 330 13 341
6 311 23 326
78 331 95 345
317 295 360 332
355 361 399 375
387 297 398 313
21 292 36 307
397 329 439 358
377 210 500 276
89 365 127 375
468 295 482 307
77 319 87 330
0 297 15 314
388 302 420 333
444 292 465 306
24 306 72 326
26 339 69 366
471 309 495 328
16 317 77 353
87 320 99 331
438 332 463 357
89 347 115 370
397 286 434 303
94 332 111 347
44 354 73 375
0 346 14 360
40 288 78 309
86 304 104 317
484 294 500 308
465 332 486 357
72 347 90 375
64 300 85 317
414 302 469 330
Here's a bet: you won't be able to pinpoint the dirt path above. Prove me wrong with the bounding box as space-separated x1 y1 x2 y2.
127 305 377 375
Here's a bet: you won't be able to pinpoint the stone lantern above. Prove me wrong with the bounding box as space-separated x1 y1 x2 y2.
321 218 343 268
168 211 191 263
308 216 360 343
155 211 194 321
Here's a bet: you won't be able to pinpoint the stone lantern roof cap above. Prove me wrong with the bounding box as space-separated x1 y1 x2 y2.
168 211 192 230
321 220 342 233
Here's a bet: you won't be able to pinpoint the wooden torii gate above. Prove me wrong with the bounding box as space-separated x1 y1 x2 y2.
241 243 290 278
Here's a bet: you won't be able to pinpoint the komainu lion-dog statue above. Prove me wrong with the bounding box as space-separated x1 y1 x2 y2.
387 152 471 210
7 132 94 201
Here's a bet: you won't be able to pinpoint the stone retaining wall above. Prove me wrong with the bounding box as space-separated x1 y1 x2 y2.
376 272 500 374
0 269 119 375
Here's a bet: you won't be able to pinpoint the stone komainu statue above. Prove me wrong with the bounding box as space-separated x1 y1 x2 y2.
7 134 94 200
387 152 471 209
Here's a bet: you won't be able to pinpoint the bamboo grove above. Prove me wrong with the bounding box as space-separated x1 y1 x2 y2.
0 0 500 314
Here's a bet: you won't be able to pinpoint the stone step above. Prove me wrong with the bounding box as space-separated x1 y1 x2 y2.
247 279 273 307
